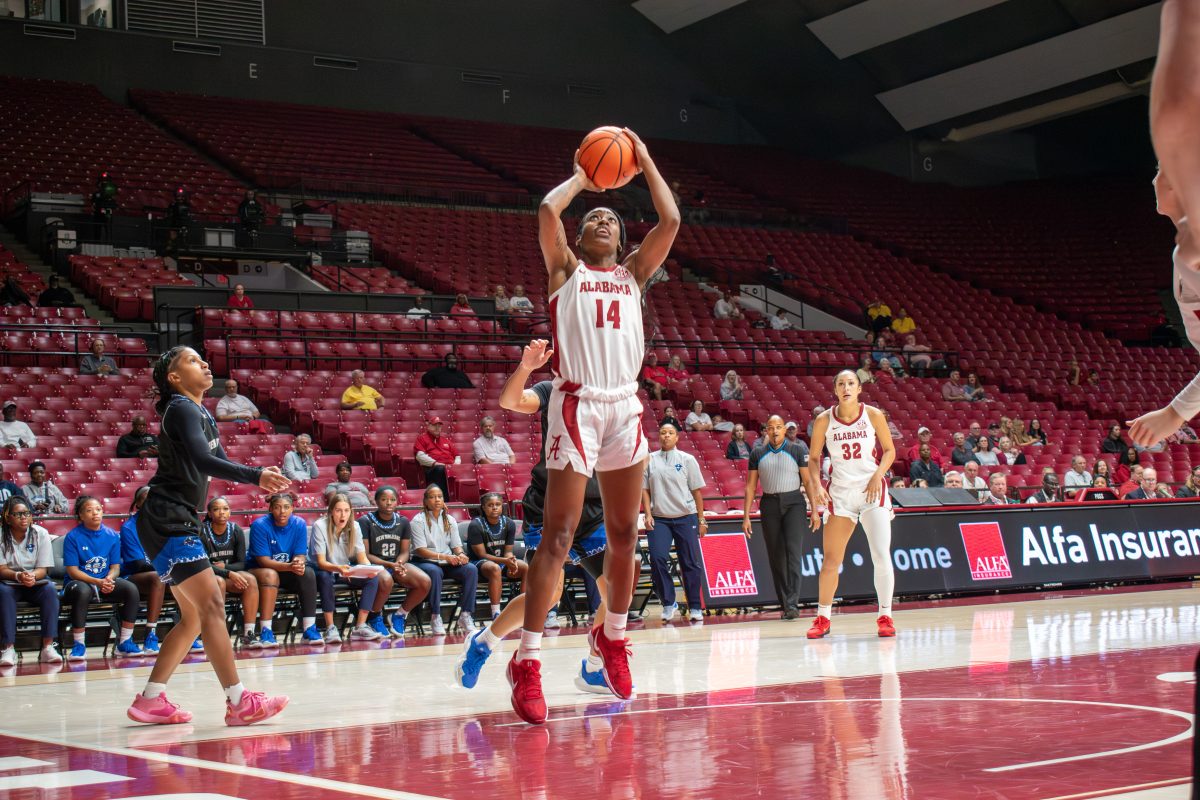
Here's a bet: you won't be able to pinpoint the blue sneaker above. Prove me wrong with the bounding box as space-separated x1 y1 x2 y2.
116 638 144 656
68 641 87 662
142 630 161 654
454 630 494 689
189 637 204 653
574 658 636 697
370 614 390 639
389 612 406 637
301 625 325 646
258 627 279 648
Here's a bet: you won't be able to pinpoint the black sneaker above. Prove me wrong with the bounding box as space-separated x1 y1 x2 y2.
782 608 800 620
237 632 261 650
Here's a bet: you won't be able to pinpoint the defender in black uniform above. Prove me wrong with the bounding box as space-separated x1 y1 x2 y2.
359 485 431 636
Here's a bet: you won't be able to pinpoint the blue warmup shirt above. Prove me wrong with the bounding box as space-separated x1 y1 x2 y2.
249 515 309 562
62 524 122 585
119 513 149 575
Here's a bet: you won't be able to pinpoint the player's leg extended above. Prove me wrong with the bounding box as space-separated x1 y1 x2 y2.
523 467 587 634
596 461 645 620
860 507 896 636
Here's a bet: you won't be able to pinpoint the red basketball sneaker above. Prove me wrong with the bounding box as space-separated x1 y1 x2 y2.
806 615 831 639
589 624 633 700
877 615 896 637
506 653 547 725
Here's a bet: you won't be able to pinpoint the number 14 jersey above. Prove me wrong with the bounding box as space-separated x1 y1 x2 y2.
548 261 644 397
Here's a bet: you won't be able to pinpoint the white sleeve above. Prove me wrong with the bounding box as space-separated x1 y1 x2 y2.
1170 370 1200 422
687 456 706 491
409 514 429 551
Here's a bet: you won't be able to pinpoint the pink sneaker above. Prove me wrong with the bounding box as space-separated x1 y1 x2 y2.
225 689 289 726
127 692 193 725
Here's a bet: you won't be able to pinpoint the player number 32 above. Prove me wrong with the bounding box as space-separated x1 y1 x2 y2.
595 299 622 329
841 442 862 460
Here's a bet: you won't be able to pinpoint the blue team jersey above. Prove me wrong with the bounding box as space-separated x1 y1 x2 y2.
249 515 309 562
119 513 149 572
62 524 122 583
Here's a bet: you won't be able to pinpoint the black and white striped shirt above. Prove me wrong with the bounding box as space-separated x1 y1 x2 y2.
748 440 810 494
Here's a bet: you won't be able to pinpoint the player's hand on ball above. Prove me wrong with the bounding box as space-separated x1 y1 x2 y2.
622 128 649 173
1126 406 1185 447
259 466 290 493
521 340 554 371
572 152 604 193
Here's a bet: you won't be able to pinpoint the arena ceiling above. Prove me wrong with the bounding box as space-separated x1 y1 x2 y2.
631 0 1161 157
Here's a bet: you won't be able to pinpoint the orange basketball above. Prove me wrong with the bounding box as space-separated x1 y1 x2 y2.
577 126 638 190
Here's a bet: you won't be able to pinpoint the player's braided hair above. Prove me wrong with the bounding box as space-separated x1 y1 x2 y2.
152 346 189 416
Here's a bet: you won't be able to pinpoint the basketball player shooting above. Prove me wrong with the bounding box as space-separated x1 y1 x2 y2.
506 128 680 725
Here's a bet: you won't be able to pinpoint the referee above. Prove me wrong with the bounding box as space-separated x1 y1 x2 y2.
642 423 707 623
743 414 812 619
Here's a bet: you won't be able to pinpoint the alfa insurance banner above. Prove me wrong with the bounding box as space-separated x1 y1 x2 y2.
698 500 1200 607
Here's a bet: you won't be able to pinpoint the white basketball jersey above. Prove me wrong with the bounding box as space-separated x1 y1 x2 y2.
549 261 644 396
825 404 879 486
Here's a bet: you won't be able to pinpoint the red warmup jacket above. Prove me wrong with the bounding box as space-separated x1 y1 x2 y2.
414 432 457 464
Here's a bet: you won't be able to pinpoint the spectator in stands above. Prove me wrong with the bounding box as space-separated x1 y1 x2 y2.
201 496 273 649
902 334 935 377
249 493 323 646
1118 465 1144 499
784 422 808 454
907 427 944 466
62 496 142 659
509 285 534 315
1126 468 1162 500
890 477 906 489
1086 369 1100 389
867 300 892 334
22 461 67 517
988 420 1003 440
37 275 75 308
965 422 983 449
909 445 944 487
360 485 431 637
963 373 989 402
311 493 391 643
1170 424 1200 444
1101 424 1127 455
660 407 682 432
79 339 119 377
237 191 264 243
808 406 825 439
770 309 793 331
950 433 979 466
1062 456 1092 499
891 308 916 335
215 379 272 433
421 353 475 389
492 285 511 315
872 334 904 371
473 416 516 465
1027 419 1048 446
414 417 458 496
1066 360 1082 386
227 283 253 310
1175 465 1200 498
341 370 385 411
0 401 36 452
1114 448 1141 487
119 487 167 655
997 437 1026 466
282 434 319 482
1092 459 1112 486
406 296 432 319
0 276 31 307
0 496 60 666
981 473 1018 505
467 493 527 620
974 436 999 466
720 370 744 401
0 477 22 505
878 360 905 384
323 462 371 508
410 485 477 636
943 471 963 489
685 400 714 432
710 413 734 433
666 355 691 385
962 462 987 492
713 291 743 320
450 293 474 316
726 424 751 460
942 370 968 402
911 478 929 489
1026 472 1062 504
641 353 669 401
856 354 875 385
116 415 158 459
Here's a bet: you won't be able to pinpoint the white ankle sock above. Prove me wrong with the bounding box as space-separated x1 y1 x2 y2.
301 617 315 630
490 603 501 615
817 604 832 619
481 627 502 650
142 681 166 699
586 653 604 671
119 627 133 643
879 605 893 617
224 682 245 706
244 624 255 636
516 630 542 662
260 621 272 632
73 631 85 644
604 612 628 641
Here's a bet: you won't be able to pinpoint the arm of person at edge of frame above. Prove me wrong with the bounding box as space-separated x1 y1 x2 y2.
499 340 554 415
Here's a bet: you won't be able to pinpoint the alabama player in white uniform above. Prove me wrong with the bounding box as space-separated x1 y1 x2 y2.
805 369 898 639
505 128 679 725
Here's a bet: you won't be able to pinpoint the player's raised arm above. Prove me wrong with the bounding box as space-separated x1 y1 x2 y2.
499 340 555 415
538 161 597 284
622 129 681 286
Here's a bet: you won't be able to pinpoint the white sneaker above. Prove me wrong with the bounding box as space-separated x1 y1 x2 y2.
457 612 477 633
544 611 561 630
0 646 15 667
688 609 704 623
350 624 382 641
323 626 342 643
431 616 447 636
661 603 678 623
40 644 63 664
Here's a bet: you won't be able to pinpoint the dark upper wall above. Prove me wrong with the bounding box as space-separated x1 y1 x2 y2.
0 4 761 145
